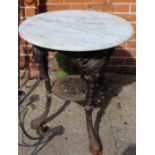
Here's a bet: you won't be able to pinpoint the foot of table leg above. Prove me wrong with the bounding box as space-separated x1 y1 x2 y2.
85 81 102 155
85 105 102 155
31 78 52 130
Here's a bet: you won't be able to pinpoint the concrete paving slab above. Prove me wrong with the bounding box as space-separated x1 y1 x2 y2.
19 73 136 155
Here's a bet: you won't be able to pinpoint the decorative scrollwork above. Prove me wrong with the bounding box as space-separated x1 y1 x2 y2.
62 48 114 155
62 48 114 105
31 45 52 133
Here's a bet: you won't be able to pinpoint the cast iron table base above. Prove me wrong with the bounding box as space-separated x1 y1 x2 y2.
30 45 114 155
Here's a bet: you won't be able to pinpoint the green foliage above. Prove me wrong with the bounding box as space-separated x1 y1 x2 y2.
55 70 67 79
53 52 79 79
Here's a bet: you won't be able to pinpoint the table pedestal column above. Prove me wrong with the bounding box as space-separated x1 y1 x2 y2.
63 48 114 155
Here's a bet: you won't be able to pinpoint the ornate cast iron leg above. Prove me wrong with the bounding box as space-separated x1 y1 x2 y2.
85 81 102 155
63 48 114 155
31 45 52 135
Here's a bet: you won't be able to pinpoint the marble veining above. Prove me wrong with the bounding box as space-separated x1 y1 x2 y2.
19 10 133 52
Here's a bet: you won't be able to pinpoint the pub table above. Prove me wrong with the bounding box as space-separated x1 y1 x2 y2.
19 10 133 155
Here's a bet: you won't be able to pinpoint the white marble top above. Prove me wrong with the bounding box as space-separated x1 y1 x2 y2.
19 10 133 52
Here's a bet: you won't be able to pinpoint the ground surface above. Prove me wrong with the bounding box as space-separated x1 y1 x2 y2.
19 73 136 155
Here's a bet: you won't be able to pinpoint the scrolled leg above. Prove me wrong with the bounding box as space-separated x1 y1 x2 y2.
85 81 102 155
31 45 52 135
63 49 114 155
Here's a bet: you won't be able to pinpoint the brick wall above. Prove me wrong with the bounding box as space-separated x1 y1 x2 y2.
19 0 136 78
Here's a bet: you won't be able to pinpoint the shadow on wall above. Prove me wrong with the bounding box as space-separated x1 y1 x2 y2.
19 47 135 79
54 47 136 78
38 0 47 13
107 47 136 74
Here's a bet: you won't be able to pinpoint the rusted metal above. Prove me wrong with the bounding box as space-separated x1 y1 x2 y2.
19 44 114 154
62 48 114 155
31 45 52 135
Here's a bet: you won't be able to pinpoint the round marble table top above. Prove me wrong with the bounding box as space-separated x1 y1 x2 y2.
19 10 133 52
